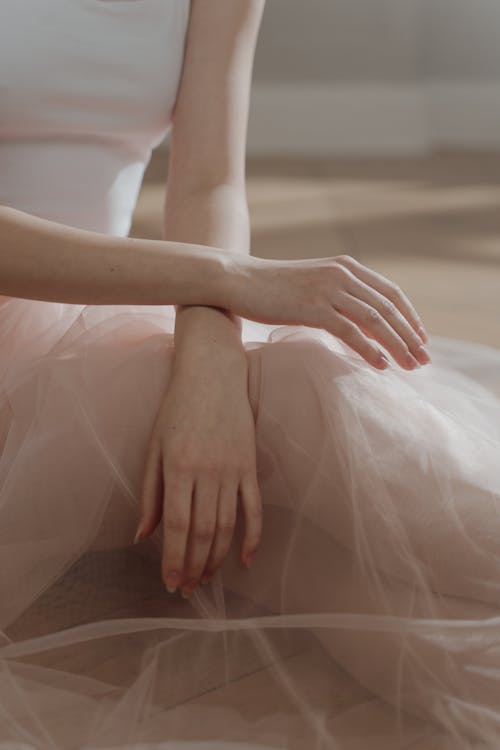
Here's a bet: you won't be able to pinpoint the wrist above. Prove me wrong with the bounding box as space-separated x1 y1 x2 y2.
221 253 267 314
173 337 249 381
173 305 247 370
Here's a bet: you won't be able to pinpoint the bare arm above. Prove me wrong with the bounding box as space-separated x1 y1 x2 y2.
0 203 236 306
162 0 265 363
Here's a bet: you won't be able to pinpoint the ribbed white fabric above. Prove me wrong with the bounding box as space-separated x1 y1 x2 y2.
0 0 190 234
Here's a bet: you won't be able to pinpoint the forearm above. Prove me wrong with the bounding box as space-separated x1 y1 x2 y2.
0 203 235 306
162 185 251 363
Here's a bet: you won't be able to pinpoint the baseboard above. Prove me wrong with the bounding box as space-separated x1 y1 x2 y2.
158 82 500 156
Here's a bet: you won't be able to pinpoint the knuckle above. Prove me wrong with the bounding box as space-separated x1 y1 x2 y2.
381 297 397 315
170 455 222 478
217 515 236 533
224 461 246 478
340 324 358 343
193 525 215 543
242 470 260 490
197 453 224 475
387 282 403 302
336 253 356 266
144 440 160 466
365 307 381 324
168 454 193 475
164 515 188 533
199 464 221 478
330 263 350 282
331 315 350 335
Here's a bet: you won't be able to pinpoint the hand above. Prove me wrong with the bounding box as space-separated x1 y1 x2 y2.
227 254 430 371
134 351 262 598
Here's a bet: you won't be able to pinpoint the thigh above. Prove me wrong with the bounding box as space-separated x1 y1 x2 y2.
244 335 500 609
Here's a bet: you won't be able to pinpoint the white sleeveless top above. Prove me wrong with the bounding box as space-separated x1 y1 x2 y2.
0 0 190 236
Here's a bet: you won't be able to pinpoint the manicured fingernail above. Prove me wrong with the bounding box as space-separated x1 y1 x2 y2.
245 554 255 569
406 352 420 369
181 579 198 598
165 572 180 593
133 524 143 545
416 344 431 365
377 353 390 369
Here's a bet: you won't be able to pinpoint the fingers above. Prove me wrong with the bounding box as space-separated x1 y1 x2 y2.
335 255 429 344
334 289 429 371
161 469 194 594
161 467 261 598
135 439 163 542
180 474 221 597
238 473 263 568
200 476 240 585
189 472 262 591
328 308 391 371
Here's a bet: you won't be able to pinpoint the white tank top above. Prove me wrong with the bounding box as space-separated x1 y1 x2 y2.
0 0 190 236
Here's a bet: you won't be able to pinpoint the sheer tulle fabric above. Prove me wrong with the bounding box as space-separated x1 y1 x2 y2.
1 296 500 749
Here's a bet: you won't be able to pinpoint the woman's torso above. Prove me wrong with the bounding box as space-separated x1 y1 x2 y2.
0 0 190 236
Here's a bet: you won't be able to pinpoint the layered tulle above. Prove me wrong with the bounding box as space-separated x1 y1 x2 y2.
1 295 500 749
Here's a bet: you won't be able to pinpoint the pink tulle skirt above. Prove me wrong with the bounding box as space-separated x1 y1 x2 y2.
1 295 500 749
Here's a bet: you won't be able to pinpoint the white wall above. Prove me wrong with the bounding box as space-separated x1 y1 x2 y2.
425 0 500 80
246 0 500 155
253 0 423 83
254 0 500 83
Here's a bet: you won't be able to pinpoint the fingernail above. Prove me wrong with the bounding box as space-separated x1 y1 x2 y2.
165 572 180 593
416 344 431 365
378 354 390 369
181 579 197 598
245 553 255 569
133 524 143 545
406 352 420 369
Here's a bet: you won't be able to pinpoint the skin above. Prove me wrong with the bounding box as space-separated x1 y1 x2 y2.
0 203 234 305
133 0 431 599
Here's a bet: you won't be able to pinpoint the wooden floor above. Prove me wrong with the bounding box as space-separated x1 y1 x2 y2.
131 149 500 349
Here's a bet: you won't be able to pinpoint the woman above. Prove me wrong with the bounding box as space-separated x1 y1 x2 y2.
1 1 499 748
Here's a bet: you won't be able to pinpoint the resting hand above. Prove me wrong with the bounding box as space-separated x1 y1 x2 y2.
134 351 262 598
228 254 430 371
